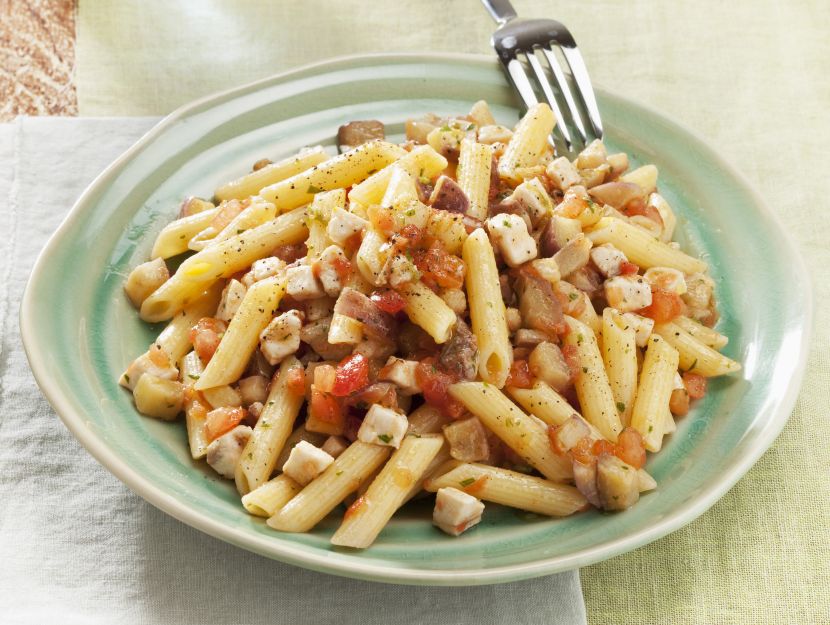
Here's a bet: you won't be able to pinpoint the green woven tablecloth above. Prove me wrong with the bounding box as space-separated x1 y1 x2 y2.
76 1 830 622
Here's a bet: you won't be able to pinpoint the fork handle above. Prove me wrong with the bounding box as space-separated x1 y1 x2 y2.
480 0 517 24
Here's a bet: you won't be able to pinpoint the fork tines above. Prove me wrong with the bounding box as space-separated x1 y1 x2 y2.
491 18 603 156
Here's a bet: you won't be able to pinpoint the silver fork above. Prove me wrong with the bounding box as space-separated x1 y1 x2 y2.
481 0 603 155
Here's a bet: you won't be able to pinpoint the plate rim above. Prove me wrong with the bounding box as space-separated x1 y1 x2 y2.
20 52 814 585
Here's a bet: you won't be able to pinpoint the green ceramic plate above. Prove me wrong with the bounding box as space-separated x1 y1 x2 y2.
21 54 811 585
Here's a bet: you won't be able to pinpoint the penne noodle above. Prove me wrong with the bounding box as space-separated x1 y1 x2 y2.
180 350 209 459
398 280 457 344
140 207 306 322
463 228 511 387
585 217 707 274
331 434 444 548
497 103 555 183
673 315 729 350
260 141 406 209
380 166 418 207
355 228 390 286
654 321 741 377
215 146 329 201
241 474 302 518
151 208 219 259
195 275 286 390
457 139 494 220
235 357 305 495
601 308 638 427
425 463 587 517
449 382 573 482
267 441 391 533
631 335 680 452
305 188 345 260
189 199 276 251
155 281 224 363
507 381 604 440
563 316 623 442
348 144 447 206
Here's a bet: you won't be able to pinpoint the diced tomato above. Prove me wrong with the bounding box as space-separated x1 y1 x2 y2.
331 254 353 280
638 289 683 323
370 288 407 314
309 388 343 425
570 437 594 465
622 198 662 225
147 343 172 368
285 365 306 396
505 359 533 389
415 361 466 419
344 495 366 521
561 344 581 382
461 475 489 496
592 439 616 457
412 242 466 290
619 261 640 276
669 387 690 416
189 317 226 363
331 353 370 397
204 406 246 442
367 205 396 236
548 425 566 455
682 372 708 399
615 427 646 469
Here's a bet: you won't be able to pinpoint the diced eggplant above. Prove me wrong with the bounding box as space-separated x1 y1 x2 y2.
429 175 470 214
337 120 385 153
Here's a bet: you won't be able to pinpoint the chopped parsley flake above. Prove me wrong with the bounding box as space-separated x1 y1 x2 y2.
616 401 626 413
377 433 392 444
459 477 476 487
307 184 324 194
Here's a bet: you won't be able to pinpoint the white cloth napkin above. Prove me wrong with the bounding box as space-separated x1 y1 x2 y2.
1 117 587 625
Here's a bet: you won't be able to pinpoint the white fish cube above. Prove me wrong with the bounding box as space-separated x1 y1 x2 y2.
605 275 653 312
251 256 286 282
357 404 408 448
286 264 325 301
486 213 538 267
327 207 368 245
206 425 253 479
216 279 247 322
282 440 334 486
590 243 629 278
259 310 302 365
477 124 513 144
546 156 581 191
619 312 655 348
378 357 421 395
433 487 485 536
317 245 348 297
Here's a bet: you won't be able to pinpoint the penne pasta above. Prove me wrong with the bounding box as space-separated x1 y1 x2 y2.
189 199 276 251
348 144 447 206
305 188 346 260
654 321 741 377
563 316 623 442
241 474 302 518
425 462 587 517
267 441 391 533
449 382 573 482
673 315 729 350
463 228 511 387
180 350 209 459
380 166 418 207
235 357 305 495
585 217 707 274
497 103 555 183
398 280 457 344
601 308 638 427
259 141 406 209
631 335 680 451
507 381 604 440
215 146 329 201
155 281 223 363
151 208 219 259
195 275 286 390
331 434 444 548
457 139 494 220
140 207 306 322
